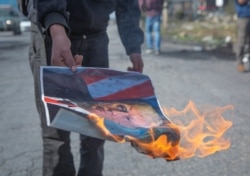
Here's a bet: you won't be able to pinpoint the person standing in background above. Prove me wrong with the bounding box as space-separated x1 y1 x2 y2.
138 0 165 55
235 0 250 72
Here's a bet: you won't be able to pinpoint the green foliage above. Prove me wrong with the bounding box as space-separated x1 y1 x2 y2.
163 19 237 47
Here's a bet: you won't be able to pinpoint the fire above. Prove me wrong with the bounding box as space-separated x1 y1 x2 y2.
129 125 180 161
87 101 233 161
164 101 233 159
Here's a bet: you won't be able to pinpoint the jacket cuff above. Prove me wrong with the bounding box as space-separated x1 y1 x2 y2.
44 12 69 34
126 46 141 55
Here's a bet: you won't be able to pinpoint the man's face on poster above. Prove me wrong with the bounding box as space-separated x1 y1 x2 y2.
84 102 163 128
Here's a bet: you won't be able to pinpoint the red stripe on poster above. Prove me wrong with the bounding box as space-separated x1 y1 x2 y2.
95 80 155 101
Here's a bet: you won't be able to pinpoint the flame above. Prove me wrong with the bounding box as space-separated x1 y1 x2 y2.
164 101 233 159
87 101 233 161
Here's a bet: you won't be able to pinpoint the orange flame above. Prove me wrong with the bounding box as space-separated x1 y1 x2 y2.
164 101 233 159
87 101 233 161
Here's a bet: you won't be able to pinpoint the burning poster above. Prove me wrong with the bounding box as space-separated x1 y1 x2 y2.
40 66 180 160
40 66 233 161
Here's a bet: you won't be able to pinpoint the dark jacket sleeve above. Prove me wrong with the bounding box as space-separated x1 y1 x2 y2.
35 0 69 33
115 0 144 55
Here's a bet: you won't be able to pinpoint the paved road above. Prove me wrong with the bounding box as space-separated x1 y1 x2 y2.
0 24 249 176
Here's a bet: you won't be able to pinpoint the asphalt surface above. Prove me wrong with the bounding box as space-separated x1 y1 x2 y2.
0 24 249 176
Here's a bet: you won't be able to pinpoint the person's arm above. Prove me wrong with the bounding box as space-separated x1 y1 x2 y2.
35 0 69 32
115 0 144 73
35 0 82 71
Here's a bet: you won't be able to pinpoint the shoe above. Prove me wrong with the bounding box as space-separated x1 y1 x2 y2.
242 53 250 63
145 49 153 54
237 63 246 73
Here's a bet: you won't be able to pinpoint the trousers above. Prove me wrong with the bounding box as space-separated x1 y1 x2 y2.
29 23 109 176
235 17 250 63
145 15 162 51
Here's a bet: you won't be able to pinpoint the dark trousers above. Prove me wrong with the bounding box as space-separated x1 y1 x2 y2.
29 23 109 176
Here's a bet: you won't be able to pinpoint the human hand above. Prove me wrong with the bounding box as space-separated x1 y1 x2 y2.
127 53 144 73
50 24 79 71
